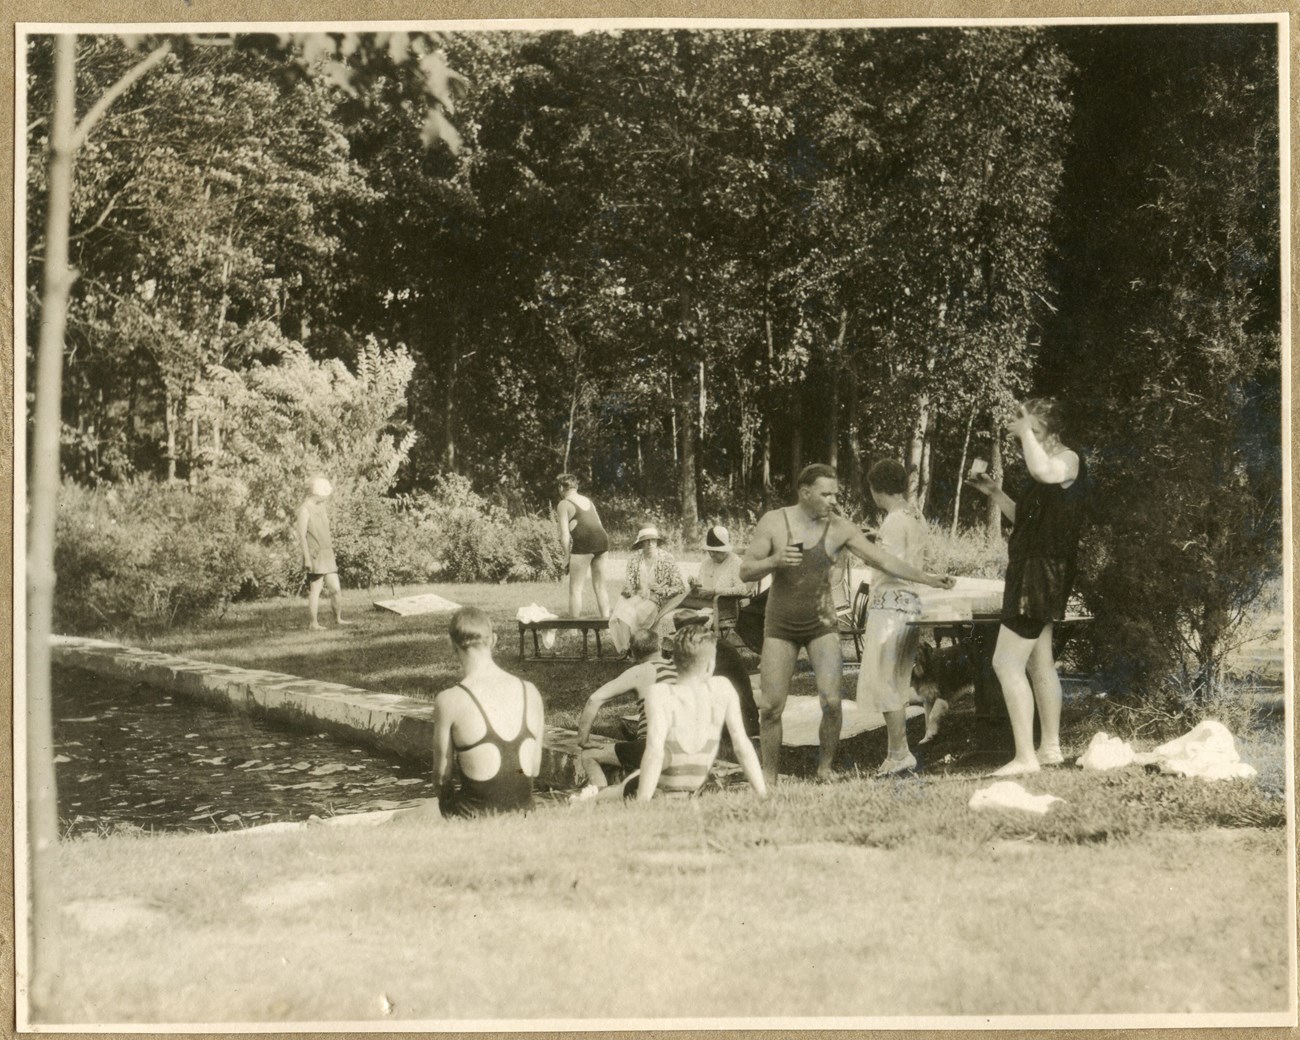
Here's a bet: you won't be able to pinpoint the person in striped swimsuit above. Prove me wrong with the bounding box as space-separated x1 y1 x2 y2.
573 628 677 791
595 621 767 802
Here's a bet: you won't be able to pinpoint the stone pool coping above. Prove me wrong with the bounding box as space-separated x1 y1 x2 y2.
50 636 742 789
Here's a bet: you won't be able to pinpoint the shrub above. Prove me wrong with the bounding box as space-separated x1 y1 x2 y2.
54 479 252 633
410 475 566 584
923 521 1008 579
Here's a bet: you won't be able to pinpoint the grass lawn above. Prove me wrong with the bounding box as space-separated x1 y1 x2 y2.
42 580 1294 1026
39 774 1293 1026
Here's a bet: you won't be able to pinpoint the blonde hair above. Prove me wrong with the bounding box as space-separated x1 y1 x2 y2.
308 476 333 498
673 621 718 672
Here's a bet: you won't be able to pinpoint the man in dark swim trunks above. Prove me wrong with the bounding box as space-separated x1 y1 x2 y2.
431 607 545 818
740 464 955 784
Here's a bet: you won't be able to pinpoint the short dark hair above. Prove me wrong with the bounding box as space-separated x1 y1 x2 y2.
629 629 661 661
797 463 837 488
556 472 579 490
867 459 907 496
449 607 494 650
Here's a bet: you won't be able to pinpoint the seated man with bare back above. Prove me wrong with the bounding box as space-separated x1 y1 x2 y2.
431 607 545 819
740 463 955 785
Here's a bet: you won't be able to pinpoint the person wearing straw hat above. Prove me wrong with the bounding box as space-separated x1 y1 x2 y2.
682 524 753 609
607 525 688 653
297 475 350 631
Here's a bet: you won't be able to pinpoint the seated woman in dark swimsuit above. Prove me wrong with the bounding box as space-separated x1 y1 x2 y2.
556 473 611 619
432 607 545 817
967 398 1088 776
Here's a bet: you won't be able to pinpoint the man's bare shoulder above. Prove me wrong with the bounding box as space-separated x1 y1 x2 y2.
749 508 787 538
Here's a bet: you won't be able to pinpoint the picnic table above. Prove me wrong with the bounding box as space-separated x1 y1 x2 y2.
517 616 614 661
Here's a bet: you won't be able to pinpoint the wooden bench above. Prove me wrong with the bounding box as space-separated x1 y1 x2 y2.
517 617 614 660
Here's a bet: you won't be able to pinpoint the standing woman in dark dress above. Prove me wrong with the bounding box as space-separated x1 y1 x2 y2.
556 473 611 619
967 399 1088 776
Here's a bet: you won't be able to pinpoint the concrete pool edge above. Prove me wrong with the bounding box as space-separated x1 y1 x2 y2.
49 635 626 789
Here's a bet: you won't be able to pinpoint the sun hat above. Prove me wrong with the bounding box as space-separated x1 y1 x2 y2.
632 525 661 548
309 476 333 498
705 525 732 551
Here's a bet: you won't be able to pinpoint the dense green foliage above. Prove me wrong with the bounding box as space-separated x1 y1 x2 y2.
28 24 1282 670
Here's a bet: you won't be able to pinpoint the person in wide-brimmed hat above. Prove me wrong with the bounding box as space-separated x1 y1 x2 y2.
607 524 688 653
683 524 754 609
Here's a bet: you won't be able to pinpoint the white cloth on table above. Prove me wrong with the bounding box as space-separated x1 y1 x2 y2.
516 603 560 650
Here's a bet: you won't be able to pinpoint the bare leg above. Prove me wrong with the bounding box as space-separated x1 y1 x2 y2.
325 573 349 625
307 577 325 630
1027 623 1063 764
758 637 798 786
991 625 1040 776
590 553 611 618
579 747 619 788
806 632 844 780
568 554 591 617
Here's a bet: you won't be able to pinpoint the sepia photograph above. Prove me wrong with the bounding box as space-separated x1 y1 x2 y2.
13 12 1295 1030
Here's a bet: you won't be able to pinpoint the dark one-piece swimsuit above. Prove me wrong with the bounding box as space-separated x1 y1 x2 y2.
440 680 536 819
763 509 838 648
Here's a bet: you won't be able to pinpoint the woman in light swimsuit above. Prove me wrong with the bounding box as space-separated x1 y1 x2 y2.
556 473 611 619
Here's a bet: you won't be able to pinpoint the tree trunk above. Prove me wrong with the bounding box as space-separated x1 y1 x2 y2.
26 34 78 1013
918 412 934 515
906 394 930 505
164 388 177 482
698 359 706 443
986 416 1004 545
827 375 840 471
444 353 458 473
188 412 199 488
951 408 975 536
676 386 699 537
563 338 581 473
668 371 678 464
827 307 847 470
847 366 863 501
761 311 773 493
790 381 804 486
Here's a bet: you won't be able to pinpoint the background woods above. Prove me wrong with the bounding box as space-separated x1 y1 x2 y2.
26 25 1282 688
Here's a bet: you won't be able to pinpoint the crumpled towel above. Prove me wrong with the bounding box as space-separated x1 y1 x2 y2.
1078 731 1137 771
515 603 560 649
969 780 1064 815
1147 719 1257 781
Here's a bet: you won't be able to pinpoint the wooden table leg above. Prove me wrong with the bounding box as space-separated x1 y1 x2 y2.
518 624 524 659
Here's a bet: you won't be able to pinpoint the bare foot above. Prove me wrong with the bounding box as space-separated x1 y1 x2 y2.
991 758 1041 777
813 769 835 784
1036 747 1065 767
875 752 918 777
335 618 353 626
308 622 324 631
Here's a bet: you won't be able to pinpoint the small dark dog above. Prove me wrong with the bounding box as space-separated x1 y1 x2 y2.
911 641 976 743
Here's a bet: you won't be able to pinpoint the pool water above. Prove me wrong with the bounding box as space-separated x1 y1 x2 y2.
52 666 441 837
